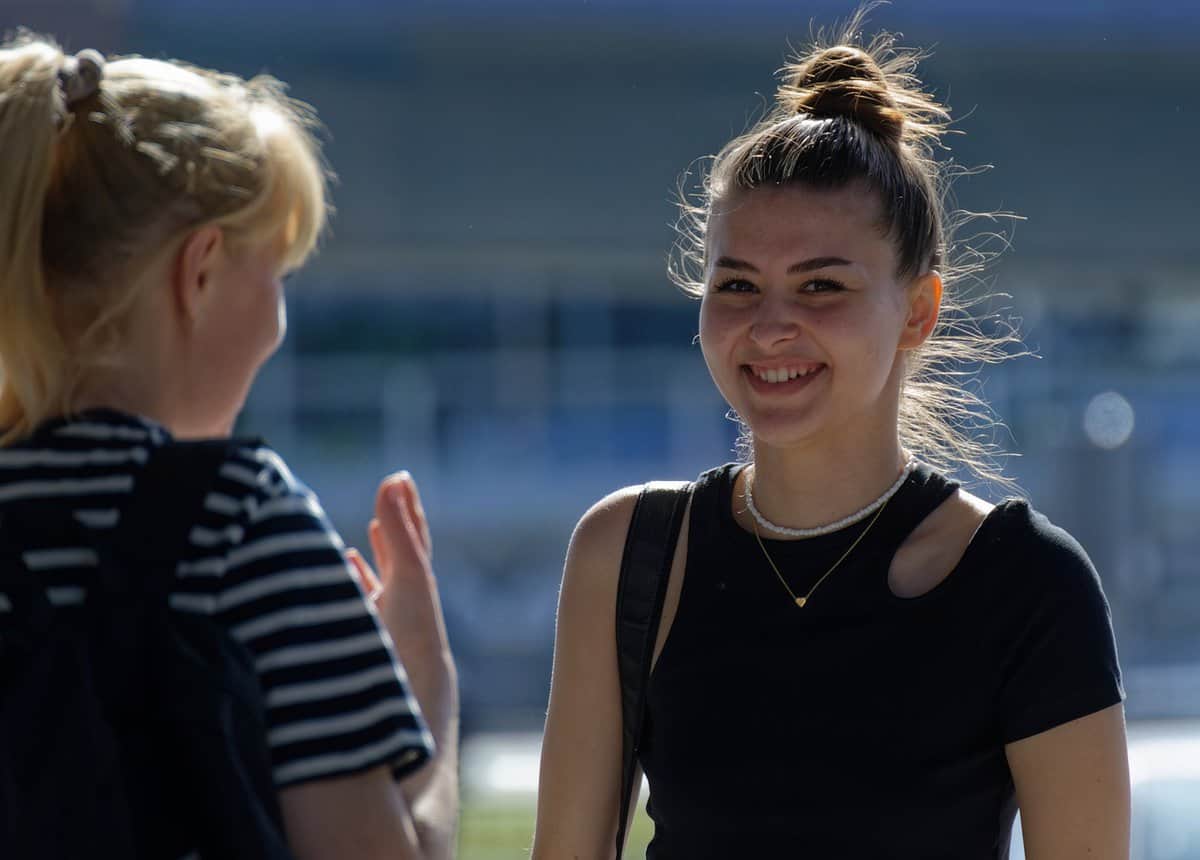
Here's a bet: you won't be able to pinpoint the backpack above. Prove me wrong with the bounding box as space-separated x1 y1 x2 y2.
614 480 692 860
0 440 294 860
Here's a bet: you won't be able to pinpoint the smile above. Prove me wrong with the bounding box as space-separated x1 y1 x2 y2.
745 362 826 384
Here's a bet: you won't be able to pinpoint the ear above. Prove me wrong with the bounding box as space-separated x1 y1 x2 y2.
898 271 942 350
171 225 225 327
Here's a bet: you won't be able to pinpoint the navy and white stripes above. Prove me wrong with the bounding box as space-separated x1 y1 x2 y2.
0 410 433 788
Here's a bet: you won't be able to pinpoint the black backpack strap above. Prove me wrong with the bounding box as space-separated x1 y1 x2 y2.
115 437 294 860
113 438 252 573
0 436 266 860
0 438 245 629
614 480 691 859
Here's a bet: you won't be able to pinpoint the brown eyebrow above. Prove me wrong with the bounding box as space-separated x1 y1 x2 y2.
713 255 853 275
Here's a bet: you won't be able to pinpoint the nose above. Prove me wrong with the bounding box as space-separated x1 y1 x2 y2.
749 296 802 351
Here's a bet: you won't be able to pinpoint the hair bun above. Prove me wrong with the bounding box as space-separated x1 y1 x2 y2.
779 45 905 145
58 48 105 107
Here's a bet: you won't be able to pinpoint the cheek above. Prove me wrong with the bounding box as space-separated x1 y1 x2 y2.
274 295 287 345
823 302 892 352
255 279 285 345
847 306 908 382
698 300 734 370
698 298 745 346
697 299 716 350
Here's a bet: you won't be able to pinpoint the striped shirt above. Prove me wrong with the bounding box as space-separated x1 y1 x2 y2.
0 409 433 788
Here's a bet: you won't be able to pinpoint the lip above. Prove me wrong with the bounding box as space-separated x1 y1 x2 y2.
741 362 827 395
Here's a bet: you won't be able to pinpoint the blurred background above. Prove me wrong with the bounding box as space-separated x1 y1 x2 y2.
4 0 1199 856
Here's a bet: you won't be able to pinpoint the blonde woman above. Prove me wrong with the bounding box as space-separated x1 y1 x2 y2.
0 35 456 859
534 15 1129 860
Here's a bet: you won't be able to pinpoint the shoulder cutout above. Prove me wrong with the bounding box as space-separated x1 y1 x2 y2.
888 488 994 599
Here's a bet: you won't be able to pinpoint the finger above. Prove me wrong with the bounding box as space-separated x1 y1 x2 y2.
374 473 430 577
344 546 367 591
348 549 384 597
397 475 432 558
368 519 390 584
345 548 383 602
388 480 430 568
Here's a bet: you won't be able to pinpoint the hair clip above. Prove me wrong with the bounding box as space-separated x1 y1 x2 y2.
58 48 106 107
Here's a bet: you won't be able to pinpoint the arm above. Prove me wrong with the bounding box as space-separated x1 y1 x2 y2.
278 472 458 860
989 507 1128 858
532 488 642 860
278 766 423 859
367 473 459 856
1007 703 1130 860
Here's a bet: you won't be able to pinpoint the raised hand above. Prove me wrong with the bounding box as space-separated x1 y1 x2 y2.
347 472 457 749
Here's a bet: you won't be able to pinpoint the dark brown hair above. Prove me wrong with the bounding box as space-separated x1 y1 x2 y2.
672 8 1022 486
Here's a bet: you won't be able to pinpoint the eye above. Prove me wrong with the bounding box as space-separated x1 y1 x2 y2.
801 278 846 294
712 277 757 294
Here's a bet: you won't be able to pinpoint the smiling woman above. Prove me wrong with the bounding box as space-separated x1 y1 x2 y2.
699 183 933 455
674 27 1017 484
533 7 1130 860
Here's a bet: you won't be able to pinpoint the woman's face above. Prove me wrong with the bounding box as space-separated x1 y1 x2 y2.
698 183 935 453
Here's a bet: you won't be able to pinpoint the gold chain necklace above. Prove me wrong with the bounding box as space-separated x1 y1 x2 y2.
748 490 892 609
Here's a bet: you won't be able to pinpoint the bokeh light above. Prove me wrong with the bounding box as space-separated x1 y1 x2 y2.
1083 391 1136 450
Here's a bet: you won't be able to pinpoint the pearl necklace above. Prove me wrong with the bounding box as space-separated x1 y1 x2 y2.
743 459 915 539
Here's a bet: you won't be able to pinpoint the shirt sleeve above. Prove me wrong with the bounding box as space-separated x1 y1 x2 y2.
204 444 435 788
993 502 1125 744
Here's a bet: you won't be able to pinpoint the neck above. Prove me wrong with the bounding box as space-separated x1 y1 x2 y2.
73 363 234 439
69 281 237 439
739 433 909 535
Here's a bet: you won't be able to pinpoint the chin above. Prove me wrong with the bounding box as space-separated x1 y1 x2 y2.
734 406 829 452
743 425 823 453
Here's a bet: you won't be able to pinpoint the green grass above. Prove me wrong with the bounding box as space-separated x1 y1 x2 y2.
459 795 654 859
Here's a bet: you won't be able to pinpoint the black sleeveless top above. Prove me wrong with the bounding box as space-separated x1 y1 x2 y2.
638 463 1124 860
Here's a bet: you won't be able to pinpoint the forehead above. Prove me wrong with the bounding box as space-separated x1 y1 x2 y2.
706 183 893 270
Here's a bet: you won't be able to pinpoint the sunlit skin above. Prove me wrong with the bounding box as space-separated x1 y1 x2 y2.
698 181 942 530
72 228 290 439
182 232 291 434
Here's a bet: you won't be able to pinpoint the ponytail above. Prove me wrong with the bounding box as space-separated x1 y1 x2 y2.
0 36 70 442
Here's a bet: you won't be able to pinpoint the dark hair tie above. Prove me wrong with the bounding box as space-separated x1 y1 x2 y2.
58 48 106 107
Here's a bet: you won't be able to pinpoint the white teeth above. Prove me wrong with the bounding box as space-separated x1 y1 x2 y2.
754 366 819 383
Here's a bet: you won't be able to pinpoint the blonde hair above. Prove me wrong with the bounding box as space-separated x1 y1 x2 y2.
670 9 1023 488
0 32 330 443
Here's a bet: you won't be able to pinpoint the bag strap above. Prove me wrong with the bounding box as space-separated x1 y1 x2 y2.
0 438 248 624
116 439 246 560
614 480 691 859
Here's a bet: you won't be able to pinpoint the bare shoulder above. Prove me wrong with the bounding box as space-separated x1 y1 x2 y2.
952 487 994 523
917 487 993 541
567 485 643 571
